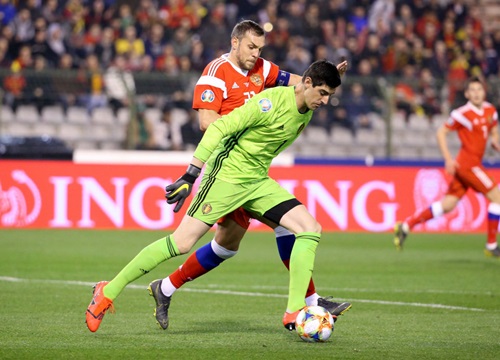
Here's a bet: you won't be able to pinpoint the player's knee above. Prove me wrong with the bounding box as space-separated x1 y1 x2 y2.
306 220 322 235
173 236 197 254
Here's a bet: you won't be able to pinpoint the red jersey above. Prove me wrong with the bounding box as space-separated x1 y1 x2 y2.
192 54 281 115
446 101 498 168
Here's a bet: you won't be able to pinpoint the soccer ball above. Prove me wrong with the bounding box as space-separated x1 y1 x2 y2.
295 306 334 342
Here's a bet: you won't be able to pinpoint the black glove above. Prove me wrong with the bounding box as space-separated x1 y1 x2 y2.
165 164 201 212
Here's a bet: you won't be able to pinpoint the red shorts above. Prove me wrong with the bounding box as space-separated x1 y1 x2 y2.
447 164 497 198
217 207 252 229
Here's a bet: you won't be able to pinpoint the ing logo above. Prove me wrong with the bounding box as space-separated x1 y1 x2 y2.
0 170 41 226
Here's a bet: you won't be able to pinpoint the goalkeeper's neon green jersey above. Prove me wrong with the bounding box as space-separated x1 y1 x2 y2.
193 85 312 184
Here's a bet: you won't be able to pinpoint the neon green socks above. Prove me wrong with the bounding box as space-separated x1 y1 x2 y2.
286 232 320 312
103 235 180 300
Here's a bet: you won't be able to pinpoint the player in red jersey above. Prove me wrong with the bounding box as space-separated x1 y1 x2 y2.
147 20 351 330
394 76 500 258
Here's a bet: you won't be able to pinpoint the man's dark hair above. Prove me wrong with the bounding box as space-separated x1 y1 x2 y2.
303 60 341 89
465 76 484 90
231 20 265 40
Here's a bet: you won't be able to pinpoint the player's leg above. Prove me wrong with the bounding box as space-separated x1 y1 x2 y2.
258 216 348 316
85 215 210 332
483 184 500 257
278 203 323 330
456 165 500 257
273 225 319 303
161 215 246 297
150 179 251 329
394 176 463 249
245 179 350 330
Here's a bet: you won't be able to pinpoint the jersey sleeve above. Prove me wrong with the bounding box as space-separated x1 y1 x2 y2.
193 96 269 163
263 59 281 88
445 109 463 131
192 60 227 113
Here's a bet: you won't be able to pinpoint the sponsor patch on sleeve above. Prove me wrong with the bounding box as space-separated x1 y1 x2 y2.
258 98 272 112
201 90 215 103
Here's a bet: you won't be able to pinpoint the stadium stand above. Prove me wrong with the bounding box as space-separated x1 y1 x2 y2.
0 0 498 160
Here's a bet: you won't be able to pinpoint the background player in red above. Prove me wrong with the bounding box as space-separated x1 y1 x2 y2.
394 76 500 258
148 20 350 330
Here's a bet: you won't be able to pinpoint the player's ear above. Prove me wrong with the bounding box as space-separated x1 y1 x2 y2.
231 37 238 50
304 76 313 88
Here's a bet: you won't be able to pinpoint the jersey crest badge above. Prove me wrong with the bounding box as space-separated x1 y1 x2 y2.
201 90 215 103
202 203 212 214
297 123 305 134
259 98 272 112
250 74 262 86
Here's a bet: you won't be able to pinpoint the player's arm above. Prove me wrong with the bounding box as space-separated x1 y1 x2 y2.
165 102 260 212
490 123 500 152
436 124 457 175
198 108 221 132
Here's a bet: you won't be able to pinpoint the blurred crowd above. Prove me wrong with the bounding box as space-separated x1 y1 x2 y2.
1 0 500 147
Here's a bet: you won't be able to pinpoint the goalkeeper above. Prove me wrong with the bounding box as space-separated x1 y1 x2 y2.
86 60 344 333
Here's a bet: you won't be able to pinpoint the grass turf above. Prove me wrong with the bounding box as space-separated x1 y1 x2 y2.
0 229 499 359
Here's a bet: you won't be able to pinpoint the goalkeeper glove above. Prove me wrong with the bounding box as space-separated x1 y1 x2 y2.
165 164 201 213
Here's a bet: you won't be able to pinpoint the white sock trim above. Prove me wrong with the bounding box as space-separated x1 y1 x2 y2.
211 239 237 259
431 201 444 217
161 276 177 297
305 293 320 306
488 203 500 215
274 225 293 237
486 242 498 250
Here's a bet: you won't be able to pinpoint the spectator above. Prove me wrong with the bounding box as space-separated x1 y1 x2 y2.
13 44 33 70
344 82 374 133
29 28 58 67
83 23 103 56
180 109 203 150
95 26 116 68
198 3 229 58
144 22 166 63
395 64 421 124
3 61 26 113
483 35 499 78
41 0 61 24
310 106 335 136
79 54 107 116
104 54 135 117
171 27 191 58
284 37 311 75
135 0 159 35
116 3 135 33
0 0 17 27
115 24 145 59
126 102 158 150
85 0 111 28
46 23 68 65
25 55 56 115
10 7 34 44
418 67 441 123
157 103 183 151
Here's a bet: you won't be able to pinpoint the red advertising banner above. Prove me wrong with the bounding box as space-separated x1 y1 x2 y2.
0 160 496 232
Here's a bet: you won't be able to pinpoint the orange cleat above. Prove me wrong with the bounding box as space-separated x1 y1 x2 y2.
86 281 114 332
282 309 302 331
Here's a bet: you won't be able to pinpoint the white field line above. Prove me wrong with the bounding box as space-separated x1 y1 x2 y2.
0 276 485 312
199 283 496 297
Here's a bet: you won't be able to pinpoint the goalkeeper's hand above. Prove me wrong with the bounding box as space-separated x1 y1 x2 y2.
165 164 201 213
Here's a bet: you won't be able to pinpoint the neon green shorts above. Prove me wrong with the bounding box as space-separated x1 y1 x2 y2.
187 176 296 226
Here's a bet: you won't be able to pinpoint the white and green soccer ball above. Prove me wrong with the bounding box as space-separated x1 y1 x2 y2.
295 305 334 342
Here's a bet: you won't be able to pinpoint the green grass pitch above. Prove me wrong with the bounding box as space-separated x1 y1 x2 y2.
0 229 499 359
